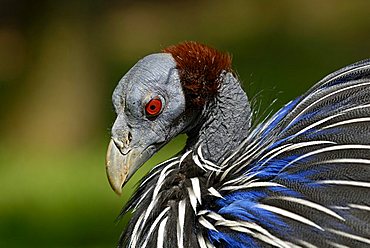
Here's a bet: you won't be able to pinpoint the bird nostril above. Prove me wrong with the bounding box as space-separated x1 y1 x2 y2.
124 132 132 147
112 137 125 150
112 131 132 151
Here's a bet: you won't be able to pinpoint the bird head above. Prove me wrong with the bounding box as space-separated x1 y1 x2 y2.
106 42 232 195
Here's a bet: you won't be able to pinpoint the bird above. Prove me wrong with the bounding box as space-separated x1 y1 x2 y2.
105 41 370 248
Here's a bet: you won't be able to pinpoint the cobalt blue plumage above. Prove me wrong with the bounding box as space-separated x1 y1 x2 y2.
108 43 370 248
203 59 370 247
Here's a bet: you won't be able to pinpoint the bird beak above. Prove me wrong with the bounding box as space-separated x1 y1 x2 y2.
105 139 152 195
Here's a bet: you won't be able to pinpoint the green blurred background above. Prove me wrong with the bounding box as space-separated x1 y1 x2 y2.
1 0 369 247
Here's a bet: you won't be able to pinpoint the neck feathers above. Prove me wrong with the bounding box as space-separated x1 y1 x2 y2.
187 72 252 164
121 43 251 247
164 42 251 164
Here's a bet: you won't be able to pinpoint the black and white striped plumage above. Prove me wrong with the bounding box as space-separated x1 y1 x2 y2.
106 42 370 248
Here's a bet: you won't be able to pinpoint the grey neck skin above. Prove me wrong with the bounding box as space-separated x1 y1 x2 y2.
186 72 252 165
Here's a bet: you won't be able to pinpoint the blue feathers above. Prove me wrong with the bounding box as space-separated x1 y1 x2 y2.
208 230 257 248
217 196 288 231
117 56 370 248
203 59 370 247
260 97 301 139
249 155 302 177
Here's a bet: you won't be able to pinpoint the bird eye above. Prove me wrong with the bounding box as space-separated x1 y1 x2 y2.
145 97 163 117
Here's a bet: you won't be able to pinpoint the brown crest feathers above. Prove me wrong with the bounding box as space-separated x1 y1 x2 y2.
163 41 232 107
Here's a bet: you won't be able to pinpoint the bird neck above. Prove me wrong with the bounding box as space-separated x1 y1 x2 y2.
186 72 251 165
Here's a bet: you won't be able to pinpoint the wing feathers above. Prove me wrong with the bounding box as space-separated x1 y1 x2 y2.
120 59 370 248
207 60 370 247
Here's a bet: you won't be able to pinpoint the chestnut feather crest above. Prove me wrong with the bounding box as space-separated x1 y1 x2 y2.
163 42 232 107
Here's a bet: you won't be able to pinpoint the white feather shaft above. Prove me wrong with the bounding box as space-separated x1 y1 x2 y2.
327 228 370 244
318 180 370 188
275 196 345 221
322 117 370 130
142 207 170 248
157 217 168 248
256 204 324 230
177 199 186 248
191 177 202 204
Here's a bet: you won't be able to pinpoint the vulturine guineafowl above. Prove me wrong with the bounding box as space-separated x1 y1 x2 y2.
106 42 370 248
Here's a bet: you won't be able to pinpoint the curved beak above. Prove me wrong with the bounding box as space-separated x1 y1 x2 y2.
105 139 153 195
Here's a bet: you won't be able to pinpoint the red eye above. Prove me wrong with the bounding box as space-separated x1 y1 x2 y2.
145 98 163 117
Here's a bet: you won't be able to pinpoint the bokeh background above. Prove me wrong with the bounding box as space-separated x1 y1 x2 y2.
1 0 369 247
